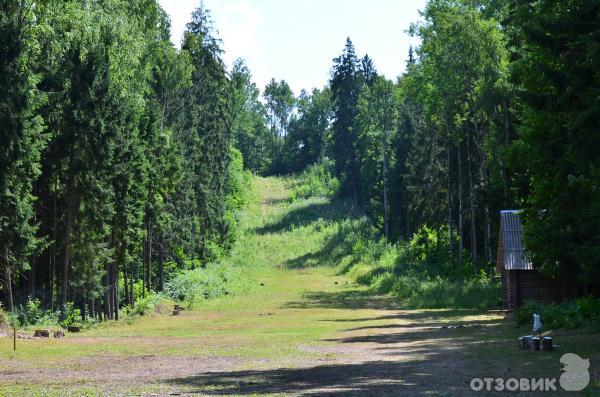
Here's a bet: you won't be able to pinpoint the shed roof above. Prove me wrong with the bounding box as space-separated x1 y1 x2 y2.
501 210 533 270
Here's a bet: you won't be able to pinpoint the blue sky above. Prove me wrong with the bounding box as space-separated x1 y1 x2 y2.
158 0 427 95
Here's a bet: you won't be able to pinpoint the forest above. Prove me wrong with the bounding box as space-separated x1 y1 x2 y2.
1 0 599 325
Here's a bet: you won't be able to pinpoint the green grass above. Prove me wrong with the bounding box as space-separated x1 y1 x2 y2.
0 176 598 396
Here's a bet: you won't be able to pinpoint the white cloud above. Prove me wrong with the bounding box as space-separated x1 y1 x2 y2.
159 0 266 89
158 0 199 47
213 1 261 66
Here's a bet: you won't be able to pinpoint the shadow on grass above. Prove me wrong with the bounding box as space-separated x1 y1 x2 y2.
341 318 503 332
254 199 356 235
163 356 467 396
163 316 506 396
284 229 355 269
322 309 499 323
260 197 289 206
283 290 403 310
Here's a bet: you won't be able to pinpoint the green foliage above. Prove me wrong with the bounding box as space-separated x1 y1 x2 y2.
226 147 252 212
60 302 82 328
280 88 332 173
230 59 272 174
325 217 499 309
288 160 340 202
330 38 361 201
516 297 600 331
393 274 500 309
263 78 296 173
11 299 58 328
506 0 600 283
127 282 160 317
165 263 248 308
6 299 90 329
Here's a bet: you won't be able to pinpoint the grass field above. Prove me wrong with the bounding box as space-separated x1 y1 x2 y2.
1 177 598 396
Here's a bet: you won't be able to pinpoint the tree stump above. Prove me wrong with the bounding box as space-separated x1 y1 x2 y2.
67 326 80 333
543 337 553 351
34 329 50 338
54 331 65 339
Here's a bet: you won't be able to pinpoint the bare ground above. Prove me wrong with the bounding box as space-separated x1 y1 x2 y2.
4 303 586 396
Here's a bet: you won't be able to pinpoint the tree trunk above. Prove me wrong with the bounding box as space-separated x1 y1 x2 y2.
112 260 119 321
89 298 95 320
104 261 112 320
159 235 165 292
129 259 135 307
466 136 477 271
382 130 389 239
458 140 463 266
121 238 130 306
146 221 152 293
447 132 455 268
29 255 36 299
50 177 57 311
142 228 147 298
61 168 75 311
3 247 14 312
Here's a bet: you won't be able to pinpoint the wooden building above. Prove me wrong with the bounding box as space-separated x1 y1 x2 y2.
496 210 560 311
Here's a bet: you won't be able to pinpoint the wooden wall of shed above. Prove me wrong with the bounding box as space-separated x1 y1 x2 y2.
501 269 562 311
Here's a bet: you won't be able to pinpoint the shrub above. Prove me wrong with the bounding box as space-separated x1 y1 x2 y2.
0 305 7 329
130 292 160 317
395 225 473 279
165 264 236 307
388 272 500 309
516 296 600 331
11 299 60 328
60 302 82 328
289 160 340 201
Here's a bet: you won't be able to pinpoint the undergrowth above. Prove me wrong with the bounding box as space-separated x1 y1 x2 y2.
288 159 339 202
165 262 253 308
516 296 600 331
324 217 500 309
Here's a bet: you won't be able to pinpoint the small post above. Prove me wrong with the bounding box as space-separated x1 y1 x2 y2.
13 327 16 351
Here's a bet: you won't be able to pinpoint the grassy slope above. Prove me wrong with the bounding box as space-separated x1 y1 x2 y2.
0 176 598 396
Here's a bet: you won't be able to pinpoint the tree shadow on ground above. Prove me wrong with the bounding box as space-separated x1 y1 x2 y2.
283 290 403 310
260 197 289 206
321 309 500 323
284 229 355 269
340 318 503 332
163 317 505 396
254 199 356 235
324 323 502 345
163 356 470 396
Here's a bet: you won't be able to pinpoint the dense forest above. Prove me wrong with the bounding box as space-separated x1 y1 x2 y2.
1 0 598 322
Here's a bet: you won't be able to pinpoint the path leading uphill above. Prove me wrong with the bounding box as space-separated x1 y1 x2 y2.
1 177 596 396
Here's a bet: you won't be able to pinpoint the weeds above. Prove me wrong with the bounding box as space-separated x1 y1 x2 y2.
288 160 340 202
516 296 600 331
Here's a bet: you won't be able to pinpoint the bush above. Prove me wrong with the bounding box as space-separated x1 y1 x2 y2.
10 299 60 328
516 296 600 331
375 271 500 309
0 306 7 328
289 160 340 201
165 263 240 307
60 302 82 328
120 280 162 317
129 292 160 317
328 219 500 309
